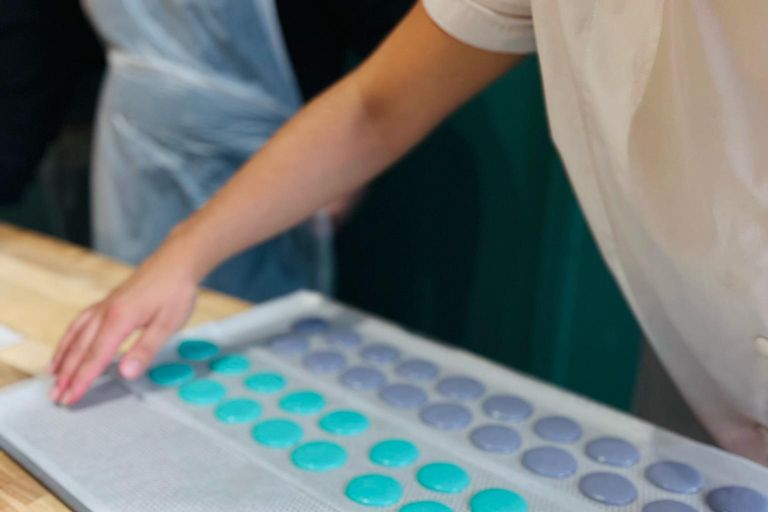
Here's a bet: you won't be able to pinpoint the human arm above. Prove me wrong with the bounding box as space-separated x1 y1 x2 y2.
49 2 525 405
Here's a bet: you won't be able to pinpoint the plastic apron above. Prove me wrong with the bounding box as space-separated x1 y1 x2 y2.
81 0 333 302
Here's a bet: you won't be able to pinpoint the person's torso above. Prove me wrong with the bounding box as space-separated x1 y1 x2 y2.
531 0 768 458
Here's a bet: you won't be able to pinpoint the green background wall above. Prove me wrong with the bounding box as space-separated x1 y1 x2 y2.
336 56 642 410
1 56 643 410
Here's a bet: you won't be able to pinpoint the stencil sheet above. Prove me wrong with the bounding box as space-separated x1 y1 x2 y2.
1 291 766 512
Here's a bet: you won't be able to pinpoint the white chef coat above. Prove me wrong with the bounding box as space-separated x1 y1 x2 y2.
423 0 768 462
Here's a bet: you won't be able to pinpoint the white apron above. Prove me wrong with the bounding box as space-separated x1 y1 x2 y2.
82 0 334 301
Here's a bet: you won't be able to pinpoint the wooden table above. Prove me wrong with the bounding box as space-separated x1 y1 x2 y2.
0 223 251 511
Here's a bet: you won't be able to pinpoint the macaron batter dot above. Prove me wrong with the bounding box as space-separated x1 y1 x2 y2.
436 376 485 401
585 437 640 467
340 366 386 390
360 343 401 365
209 354 251 376
251 419 303 448
533 416 582 443
303 350 346 373
482 395 533 422
178 379 226 405
395 359 440 381
643 501 698 512
214 398 261 424
279 390 326 415
521 446 577 479
706 486 768 512
269 333 309 355
579 472 638 506
346 474 403 507
324 328 362 349
177 340 219 361
148 363 194 386
420 403 472 430
379 383 428 409
469 489 528 512
244 372 286 394
319 410 370 436
291 441 347 472
400 502 453 512
292 317 331 334
417 463 470 494
645 461 704 494
470 425 521 453
370 439 419 468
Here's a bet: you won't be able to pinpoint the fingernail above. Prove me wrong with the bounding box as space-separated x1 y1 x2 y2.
121 359 142 379
61 391 71 406
49 385 59 401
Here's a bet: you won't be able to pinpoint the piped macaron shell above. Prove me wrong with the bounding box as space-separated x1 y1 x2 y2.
178 379 226 406
148 363 194 386
209 354 251 376
346 474 403 507
177 340 219 361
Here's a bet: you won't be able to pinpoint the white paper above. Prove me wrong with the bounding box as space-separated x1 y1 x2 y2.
0 323 23 349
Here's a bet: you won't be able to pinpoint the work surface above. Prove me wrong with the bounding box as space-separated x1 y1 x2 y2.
0 223 250 511
1 223 768 512
2 293 768 511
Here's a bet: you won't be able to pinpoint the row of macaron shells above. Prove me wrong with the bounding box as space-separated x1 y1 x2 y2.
149 340 526 511
270 317 768 512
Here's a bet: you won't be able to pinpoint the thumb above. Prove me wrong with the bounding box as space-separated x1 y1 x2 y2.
119 319 177 380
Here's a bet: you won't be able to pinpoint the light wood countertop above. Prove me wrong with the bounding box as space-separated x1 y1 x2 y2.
0 223 251 511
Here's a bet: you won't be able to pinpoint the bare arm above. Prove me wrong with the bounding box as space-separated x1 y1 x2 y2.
50 2 524 405
175 3 521 279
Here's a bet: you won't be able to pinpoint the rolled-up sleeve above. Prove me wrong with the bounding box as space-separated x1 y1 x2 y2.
422 0 535 54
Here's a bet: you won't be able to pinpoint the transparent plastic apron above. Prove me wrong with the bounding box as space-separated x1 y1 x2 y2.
82 0 333 301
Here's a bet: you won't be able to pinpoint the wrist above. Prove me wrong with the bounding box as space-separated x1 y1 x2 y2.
160 221 215 284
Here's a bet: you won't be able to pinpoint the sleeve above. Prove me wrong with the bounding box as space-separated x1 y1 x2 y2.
422 0 535 54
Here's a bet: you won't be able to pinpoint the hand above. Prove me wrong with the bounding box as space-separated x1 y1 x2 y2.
48 243 199 406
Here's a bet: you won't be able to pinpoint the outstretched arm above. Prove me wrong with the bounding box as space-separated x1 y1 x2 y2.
49 2 525 405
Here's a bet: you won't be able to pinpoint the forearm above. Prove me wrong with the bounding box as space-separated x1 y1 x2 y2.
163 3 522 281
171 71 393 281
50 3 527 404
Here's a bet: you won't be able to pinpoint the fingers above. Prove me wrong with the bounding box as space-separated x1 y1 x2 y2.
49 312 105 403
48 264 198 406
119 286 197 381
119 315 178 380
49 306 96 375
61 304 138 406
